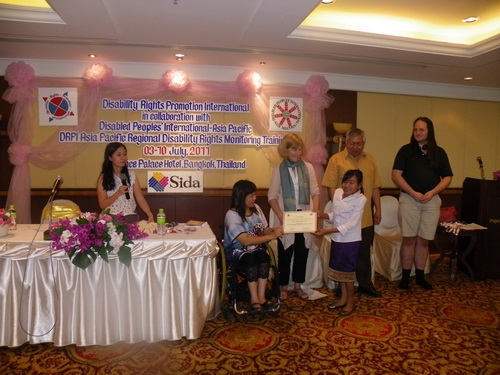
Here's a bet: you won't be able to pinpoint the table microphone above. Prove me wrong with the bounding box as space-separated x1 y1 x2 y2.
120 173 130 200
477 156 485 180
51 175 63 196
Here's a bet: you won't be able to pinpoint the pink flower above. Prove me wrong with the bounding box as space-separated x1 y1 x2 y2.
161 69 190 93
0 208 14 227
49 211 148 269
494 170 500 180
83 64 113 88
4 61 35 88
236 70 262 95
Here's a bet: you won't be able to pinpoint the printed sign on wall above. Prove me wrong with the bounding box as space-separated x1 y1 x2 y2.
147 170 203 193
38 88 78 126
269 97 303 132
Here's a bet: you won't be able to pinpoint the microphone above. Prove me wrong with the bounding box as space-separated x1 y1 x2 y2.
51 176 63 196
120 173 130 200
477 156 485 180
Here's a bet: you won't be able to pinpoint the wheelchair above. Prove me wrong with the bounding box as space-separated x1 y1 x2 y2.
217 241 281 320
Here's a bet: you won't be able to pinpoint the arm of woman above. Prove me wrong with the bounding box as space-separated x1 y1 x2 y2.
96 174 125 209
268 167 284 224
132 179 154 222
236 228 283 248
268 199 283 224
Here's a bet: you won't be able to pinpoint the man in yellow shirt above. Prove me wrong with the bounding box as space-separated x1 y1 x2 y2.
322 128 382 297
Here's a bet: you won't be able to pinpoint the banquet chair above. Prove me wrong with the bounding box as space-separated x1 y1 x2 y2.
319 200 337 289
41 199 81 223
373 195 430 281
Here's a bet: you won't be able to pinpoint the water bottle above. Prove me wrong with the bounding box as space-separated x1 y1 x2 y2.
8 204 17 230
157 208 166 236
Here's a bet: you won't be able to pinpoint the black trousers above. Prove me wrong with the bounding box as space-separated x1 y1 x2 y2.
356 226 375 290
277 233 309 286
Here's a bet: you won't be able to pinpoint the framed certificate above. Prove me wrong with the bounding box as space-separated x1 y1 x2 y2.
283 211 317 234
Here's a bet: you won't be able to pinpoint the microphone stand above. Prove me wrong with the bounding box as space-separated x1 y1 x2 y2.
19 182 60 337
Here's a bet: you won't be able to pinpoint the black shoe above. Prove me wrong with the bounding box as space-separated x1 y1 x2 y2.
261 300 278 311
416 280 433 290
357 287 382 298
398 281 409 290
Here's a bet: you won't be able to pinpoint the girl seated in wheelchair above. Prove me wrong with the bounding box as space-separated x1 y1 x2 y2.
224 180 284 313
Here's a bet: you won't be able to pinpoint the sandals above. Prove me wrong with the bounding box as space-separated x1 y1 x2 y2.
294 288 309 299
261 300 278 311
250 303 263 313
280 288 288 301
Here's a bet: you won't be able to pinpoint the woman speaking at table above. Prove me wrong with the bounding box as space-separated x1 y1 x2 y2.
97 142 154 223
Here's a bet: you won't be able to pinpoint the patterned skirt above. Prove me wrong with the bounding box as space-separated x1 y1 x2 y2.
328 240 361 283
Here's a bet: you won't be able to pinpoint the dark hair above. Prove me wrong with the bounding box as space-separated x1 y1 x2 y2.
342 169 363 184
231 180 257 221
100 142 129 191
342 169 364 194
410 116 438 166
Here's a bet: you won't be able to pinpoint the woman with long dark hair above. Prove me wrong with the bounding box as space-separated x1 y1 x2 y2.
97 142 154 222
223 180 283 313
392 117 453 290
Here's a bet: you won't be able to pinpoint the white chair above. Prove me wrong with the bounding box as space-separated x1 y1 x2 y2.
373 195 430 281
41 199 81 223
319 200 337 289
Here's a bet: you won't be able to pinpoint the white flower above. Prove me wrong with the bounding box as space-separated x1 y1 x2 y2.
109 231 124 254
60 229 73 244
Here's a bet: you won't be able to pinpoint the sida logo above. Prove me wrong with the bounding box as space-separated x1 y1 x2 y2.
148 171 203 193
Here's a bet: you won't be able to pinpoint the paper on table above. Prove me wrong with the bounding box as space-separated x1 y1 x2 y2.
460 223 487 230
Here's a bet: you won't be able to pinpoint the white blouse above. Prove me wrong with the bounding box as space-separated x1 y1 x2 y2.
106 171 138 215
327 188 367 243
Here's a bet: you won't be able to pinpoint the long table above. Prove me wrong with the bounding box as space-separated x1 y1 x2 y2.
0 224 220 347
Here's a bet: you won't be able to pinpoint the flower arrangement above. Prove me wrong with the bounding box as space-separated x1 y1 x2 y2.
494 170 500 180
48 211 148 270
0 208 15 227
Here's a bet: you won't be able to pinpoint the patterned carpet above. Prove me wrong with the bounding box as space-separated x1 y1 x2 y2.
1 259 500 375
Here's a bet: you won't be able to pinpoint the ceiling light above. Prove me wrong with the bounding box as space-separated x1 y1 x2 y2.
175 53 185 61
464 77 474 81
321 0 334 4
88 54 97 58
462 16 479 23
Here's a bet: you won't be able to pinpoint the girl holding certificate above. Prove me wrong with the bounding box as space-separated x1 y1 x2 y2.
268 134 320 300
314 169 366 315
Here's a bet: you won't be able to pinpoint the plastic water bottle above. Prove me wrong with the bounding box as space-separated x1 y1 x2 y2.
8 204 17 230
157 208 166 235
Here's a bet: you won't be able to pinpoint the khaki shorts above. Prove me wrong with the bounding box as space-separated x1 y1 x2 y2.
398 192 441 240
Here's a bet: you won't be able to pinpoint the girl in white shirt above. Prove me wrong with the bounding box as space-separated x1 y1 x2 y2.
314 169 366 315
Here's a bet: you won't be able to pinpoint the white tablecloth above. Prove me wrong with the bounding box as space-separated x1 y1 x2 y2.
0 224 220 347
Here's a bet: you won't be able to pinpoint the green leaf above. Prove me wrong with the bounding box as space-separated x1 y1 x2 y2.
71 251 93 270
118 245 132 267
96 246 109 263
